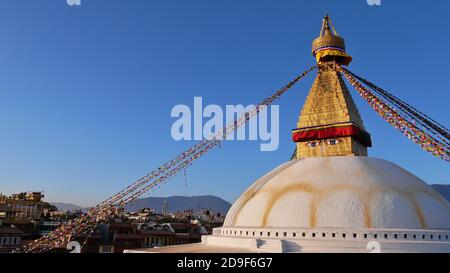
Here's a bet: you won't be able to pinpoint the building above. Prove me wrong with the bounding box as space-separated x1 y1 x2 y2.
170 223 208 245
76 223 140 253
38 221 65 236
75 220 208 253
0 204 12 220
11 192 44 202
0 192 50 221
0 224 24 253
125 15 450 253
139 223 176 247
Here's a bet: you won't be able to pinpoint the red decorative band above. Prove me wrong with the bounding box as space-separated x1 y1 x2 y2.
292 124 372 147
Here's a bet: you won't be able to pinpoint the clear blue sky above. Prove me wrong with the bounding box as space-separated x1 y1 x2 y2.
0 0 449 207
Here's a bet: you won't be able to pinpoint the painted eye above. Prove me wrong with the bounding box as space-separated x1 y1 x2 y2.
325 139 342 145
306 141 321 148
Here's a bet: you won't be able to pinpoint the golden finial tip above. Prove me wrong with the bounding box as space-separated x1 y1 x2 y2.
311 15 352 65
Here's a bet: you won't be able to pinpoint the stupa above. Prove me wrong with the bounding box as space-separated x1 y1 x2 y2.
126 15 450 253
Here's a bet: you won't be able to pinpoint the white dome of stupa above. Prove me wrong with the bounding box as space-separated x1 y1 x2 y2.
127 157 450 253
224 157 450 230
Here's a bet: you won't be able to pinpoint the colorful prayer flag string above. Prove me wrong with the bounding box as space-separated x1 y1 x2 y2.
24 65 317 253
332 64 449 162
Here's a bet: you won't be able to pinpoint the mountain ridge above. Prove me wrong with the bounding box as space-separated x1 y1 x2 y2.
51 195 231 214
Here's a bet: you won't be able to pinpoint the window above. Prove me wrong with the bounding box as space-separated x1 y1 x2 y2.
332 233 336 238
267 232 271 237
312 233 316 238
413 234 417 239
430 235 434 240
283 232 287 237
363 234 368 239
422 234 426 240
373 234 378 239
342 233 347 238
275 232 279 237
404 234 408 239
246 231 248 236
353 233 357 239
394 234 398 239
302 232 306 237
322 233 326 238
293 233 297 237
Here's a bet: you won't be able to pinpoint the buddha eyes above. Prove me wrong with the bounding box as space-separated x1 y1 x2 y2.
305 141 321 148
305 139 342 147
325 139 342 145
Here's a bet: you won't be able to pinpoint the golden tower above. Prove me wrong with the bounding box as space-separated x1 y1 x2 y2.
292 15 372 159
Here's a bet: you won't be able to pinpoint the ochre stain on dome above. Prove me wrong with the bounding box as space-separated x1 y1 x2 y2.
417 187 450 212
259 182 375 228
229 190 256 226
316 183 376 228
363 200 373 228
405 194 427 229
400 186 450 229
389 184 450 228
260 182 316 227
251 182 449 229
228 161 298 226
310 194 319 227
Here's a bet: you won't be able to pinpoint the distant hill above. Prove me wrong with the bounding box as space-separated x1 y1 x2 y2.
432 184 450 202
51 195 232 214
125 195 231 214
50 202 87 212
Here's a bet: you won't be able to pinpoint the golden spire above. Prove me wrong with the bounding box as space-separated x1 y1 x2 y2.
312 15 352 66
292 16 371 159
